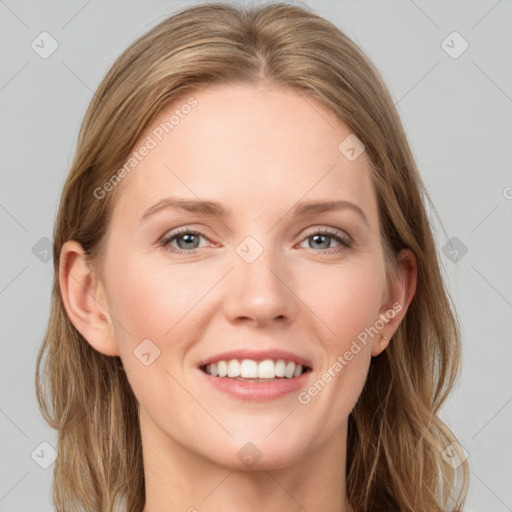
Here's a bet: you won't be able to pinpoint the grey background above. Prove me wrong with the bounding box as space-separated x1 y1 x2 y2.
1 0 511 510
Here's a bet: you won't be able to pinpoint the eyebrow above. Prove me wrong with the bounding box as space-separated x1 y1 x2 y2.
141 197 369 227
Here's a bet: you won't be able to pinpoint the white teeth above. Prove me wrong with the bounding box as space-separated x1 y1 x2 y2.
240 359 258 378
217 360 227 377
203 358 307 379
227 359 241 377
257 359 275 378
274 359 286 377
285 361 295 378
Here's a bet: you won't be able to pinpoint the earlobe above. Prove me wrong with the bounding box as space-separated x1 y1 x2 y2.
371 248 417 357
59 240 120 357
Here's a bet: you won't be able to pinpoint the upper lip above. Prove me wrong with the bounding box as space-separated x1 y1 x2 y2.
197 349 313 369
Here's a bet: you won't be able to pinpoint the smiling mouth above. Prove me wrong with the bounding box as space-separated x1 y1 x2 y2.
200 358 312 381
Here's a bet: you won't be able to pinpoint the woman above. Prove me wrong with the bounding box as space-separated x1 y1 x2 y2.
35 2 469 511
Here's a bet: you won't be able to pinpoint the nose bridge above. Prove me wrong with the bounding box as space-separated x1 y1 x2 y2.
224 233 295 323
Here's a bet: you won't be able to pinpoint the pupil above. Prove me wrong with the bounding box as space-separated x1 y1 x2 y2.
178 233 197 249
312 234 329 249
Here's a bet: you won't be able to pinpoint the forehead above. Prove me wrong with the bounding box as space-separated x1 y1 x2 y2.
110 83 378 225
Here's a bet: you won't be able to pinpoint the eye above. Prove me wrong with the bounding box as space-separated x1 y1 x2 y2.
159 226 353 256
298 227 353 254
160 228 212 255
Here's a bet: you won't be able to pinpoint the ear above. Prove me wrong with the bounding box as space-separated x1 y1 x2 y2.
371 248 417 357
59 240 120 357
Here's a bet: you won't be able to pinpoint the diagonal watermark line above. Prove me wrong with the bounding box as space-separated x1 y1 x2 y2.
433 212 449 243
407 0 439 28
0 61 29 92
472 60 512 104
470 204 499 233
0 265 28 295
61 60 93 92
61 0 92 29
471 470 512 510
266 163 337 234
395 61 439 107
265 471 311 511
0 407 29 439
266 266 337 336
201 470 234 502
471 265 512 308
299 91 336 131
377 61 440 124
265 410 294 439
0 203 29 233
163 267 234 337
471 0 502 30
0 472 29 503
472 396 512 439
163 367 234 438
0 0 29 28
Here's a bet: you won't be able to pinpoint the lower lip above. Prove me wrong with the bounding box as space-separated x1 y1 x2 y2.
198 368 312 401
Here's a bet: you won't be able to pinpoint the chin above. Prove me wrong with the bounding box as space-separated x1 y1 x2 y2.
201 430 309 472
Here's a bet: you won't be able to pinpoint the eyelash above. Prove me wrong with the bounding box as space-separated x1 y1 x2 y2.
159 226 353 256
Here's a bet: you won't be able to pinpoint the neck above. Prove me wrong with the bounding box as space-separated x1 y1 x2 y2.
139 410 353 512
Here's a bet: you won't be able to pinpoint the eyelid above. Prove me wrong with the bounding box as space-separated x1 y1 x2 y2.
301 225 353 244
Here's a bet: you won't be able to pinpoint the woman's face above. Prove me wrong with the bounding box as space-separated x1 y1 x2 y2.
78 83 410 471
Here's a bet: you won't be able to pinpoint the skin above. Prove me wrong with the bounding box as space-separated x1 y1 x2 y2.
60 82 417 512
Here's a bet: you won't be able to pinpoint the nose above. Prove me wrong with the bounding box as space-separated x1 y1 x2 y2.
222 243 297 327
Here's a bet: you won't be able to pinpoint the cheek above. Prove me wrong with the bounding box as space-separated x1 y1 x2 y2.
105 261 209 414
295 258 383 412
298 256 385 347
107 257 209 343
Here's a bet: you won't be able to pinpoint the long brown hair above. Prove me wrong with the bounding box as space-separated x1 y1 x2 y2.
35 2 469 510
